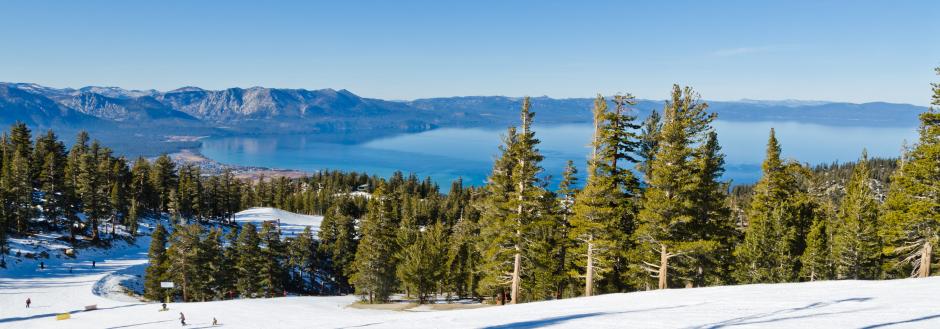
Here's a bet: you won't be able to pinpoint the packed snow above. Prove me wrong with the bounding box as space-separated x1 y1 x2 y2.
3 230 940 329
231 207 323 238
2 214 938 328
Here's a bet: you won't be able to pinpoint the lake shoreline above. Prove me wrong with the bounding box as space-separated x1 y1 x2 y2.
168 148 310 181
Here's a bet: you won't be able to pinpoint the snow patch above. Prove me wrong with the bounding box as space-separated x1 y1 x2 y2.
231 207 323 238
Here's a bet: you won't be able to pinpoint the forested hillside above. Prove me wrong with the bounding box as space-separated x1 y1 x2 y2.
2 68 938 307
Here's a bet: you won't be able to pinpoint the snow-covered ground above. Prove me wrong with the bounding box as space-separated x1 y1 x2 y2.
3 215 940 328
4 234 940 329
231 207 323 238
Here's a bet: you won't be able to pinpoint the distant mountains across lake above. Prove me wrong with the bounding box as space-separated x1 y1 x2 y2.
0 82 927 156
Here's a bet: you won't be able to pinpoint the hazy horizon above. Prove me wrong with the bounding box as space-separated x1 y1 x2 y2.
2 1 938 106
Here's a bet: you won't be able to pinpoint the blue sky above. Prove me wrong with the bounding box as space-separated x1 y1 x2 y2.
1 1 937 105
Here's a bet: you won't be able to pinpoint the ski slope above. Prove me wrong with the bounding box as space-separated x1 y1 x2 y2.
231 207 323 238
4 237 940 329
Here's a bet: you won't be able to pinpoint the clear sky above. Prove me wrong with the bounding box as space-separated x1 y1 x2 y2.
1 1 937 105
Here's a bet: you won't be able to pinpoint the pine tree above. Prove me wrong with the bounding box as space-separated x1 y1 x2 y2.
685 131 735 286
635 85 721 289
236 223 264 297
317 202 358 294
130 157 154 214
35 130 67 231
7 122 33 233
127 199 139 235
637 110 662 185
259 221 286 297
833 150 882 279
570 95 621 296
554 161 577 298
477 97 548 303
288 226 316 294
880 66 940 278
144 224 169 301
150 154 177 214
63 131 88 242
167 224 207 302
734 129 809 283
350 184 398 303
446 197 481 299
203 228 225 300
800 203 835 281
397 222 448 303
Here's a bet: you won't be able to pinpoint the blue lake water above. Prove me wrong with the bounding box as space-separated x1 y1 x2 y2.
200 121 919 189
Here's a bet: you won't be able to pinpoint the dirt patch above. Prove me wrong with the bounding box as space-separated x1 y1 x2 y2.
420 303 492 311
348 302 418 311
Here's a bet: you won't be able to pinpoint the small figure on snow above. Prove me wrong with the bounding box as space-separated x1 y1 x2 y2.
69 266 73 273
26 298 31 308
179 312 186 326
92 260 96 268
39 261 44 270
161 303 168 311
212 317 218 326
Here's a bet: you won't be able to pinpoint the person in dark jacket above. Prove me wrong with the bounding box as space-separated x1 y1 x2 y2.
179 312 186 326
26 298 31 308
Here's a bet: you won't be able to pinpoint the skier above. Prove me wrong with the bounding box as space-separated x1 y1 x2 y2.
92 260 96 268
161 303 167 311
39 261 44 270
26 298 31 308
179 312 186 326
212 317 218 326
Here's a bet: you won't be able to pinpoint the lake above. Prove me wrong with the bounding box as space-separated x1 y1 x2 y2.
200 121 919 189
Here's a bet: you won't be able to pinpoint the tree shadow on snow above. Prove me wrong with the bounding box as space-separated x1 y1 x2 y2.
483 304 694 329
0 303 144 324
686 297 874 329
859 314 940 329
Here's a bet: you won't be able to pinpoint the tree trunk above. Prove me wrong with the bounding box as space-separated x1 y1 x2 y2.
920 241 933 278
658 245 668 290
585 241 594 297
510 248 521 304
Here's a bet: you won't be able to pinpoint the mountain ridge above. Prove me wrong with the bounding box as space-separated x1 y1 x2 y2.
0 81 927 155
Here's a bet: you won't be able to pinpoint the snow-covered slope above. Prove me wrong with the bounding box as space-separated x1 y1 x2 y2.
4 236 940 329
231 207 323 238
1 216 937 328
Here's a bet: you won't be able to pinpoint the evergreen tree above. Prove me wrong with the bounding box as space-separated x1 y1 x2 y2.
317 202 358 294
350 184 398 303
144 224 169 301
570 95 623 296
203 228 225 300
130 157 154 214
800 203 835 281
734 129 809 283
476 97 548 303
833 150 882 279
397 222 448 303
635 85 722 289
150 154 177 214
167 224 208 301
288 226 317 294
446 198 481 299
35 130 67 231
881 67 940 278
554 161 578 298
685 131 735 286
259 221 286 297
8 122 33 233
236 223 264 297
127 199 139 235
637 110 662 185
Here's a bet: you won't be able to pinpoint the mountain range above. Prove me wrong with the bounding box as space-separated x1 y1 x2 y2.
0 82 927 155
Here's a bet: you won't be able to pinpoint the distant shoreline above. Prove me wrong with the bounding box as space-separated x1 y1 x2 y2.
167 148 309 181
